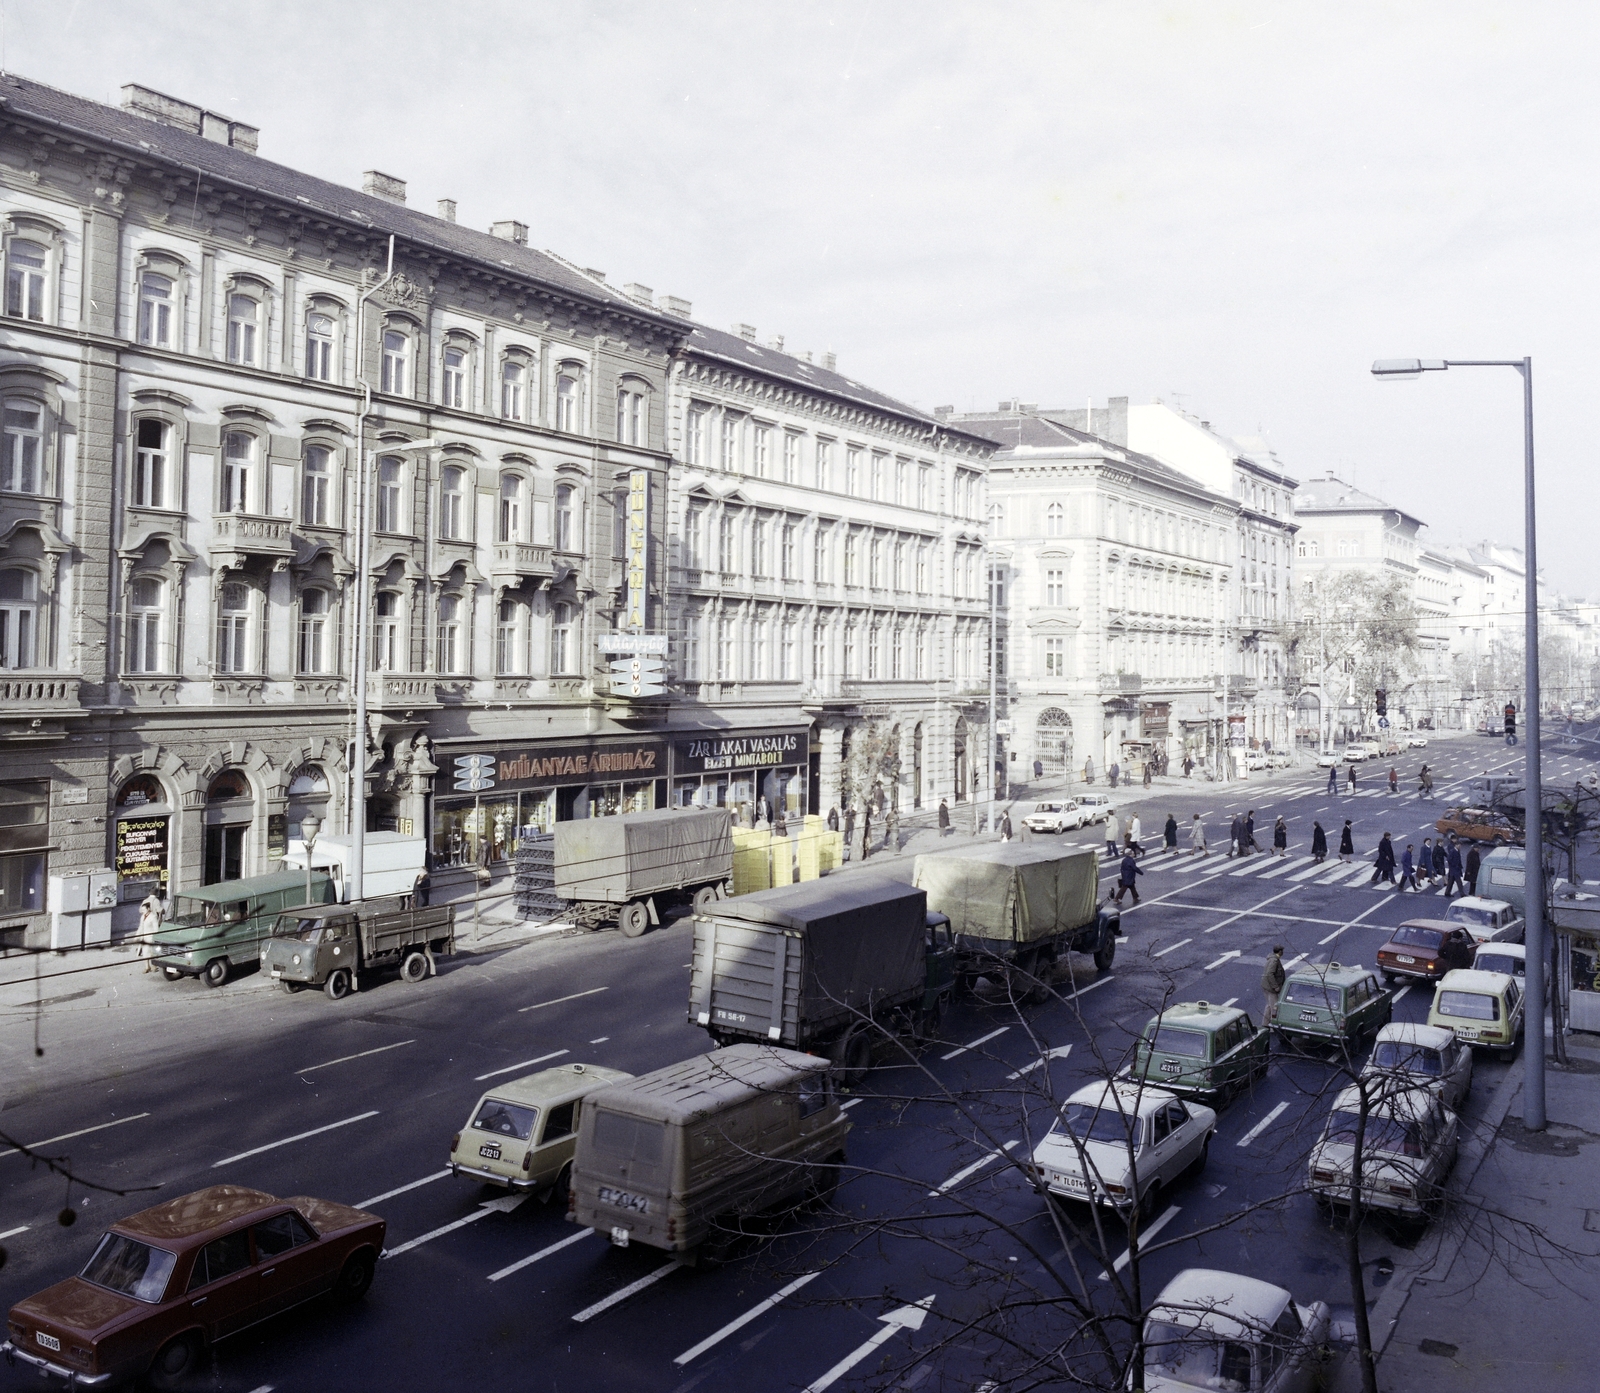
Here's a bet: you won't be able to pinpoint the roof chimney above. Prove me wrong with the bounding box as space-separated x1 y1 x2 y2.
800 350 813 363
734 323 757 342
436 198 457 222
768 334 785 351
120 83 258 152
491 220 529 245
660 295 693 319
934 405 954 420
584 268 607 282
821 349 837 371
363 170 407 205
623 283 655 307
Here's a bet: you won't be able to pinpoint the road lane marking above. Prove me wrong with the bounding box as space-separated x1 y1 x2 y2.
474 1049 569 1081
518 986 609 1013
1221 997 1239 1008
1316 898 1388 948
1319 925 1347 945
1202 886 1298 934
1007 1045 1073 1079
1289 862 1330 881
801 1298 934 1392
571 1260 682 1322
589 1036 610 1044
1064 975 1115 1002
930 1140 1020 1194
1392 985 1413 1004
841 1098 863 1109
213 1111 378 1168
1285 953 1308 970
674 1271 822 1363
488 1228 594 1281
297 1040 415 1073
1237 1101 1289 1147
0 1112 152 1160
383 1193 527 1258
1203 950 1241 971
1101 1205 1180 1278
357 1170 452 1208
1153 938 1192 958
0 1224 27 1240
1254 858 1303 879
942 1026 1009 1060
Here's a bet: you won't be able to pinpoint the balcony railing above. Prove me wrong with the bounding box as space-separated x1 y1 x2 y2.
491 541 554 584
369 673 441 706
211 512 294 563
0 673 81 710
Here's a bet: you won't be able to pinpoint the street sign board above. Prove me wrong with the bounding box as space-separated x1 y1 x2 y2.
994 720 1013 736
1378 716 1390 729
454 753 495 792
597 632 669 655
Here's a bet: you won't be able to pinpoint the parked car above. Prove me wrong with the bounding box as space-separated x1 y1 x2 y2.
1128 1001 1269 1105
1361 1022 1473 1112
1472 941 1526 983
1074 793 1112 822
1272 963 1393 1055
1268 750 1294 769
449 1063 634 1194
1427 968 1524 1060
1307 1083 1459 1223
1 1186 383 1389
1315 752 1341 769
1029 1081 1215 1218
153 870 335 987
1435 806 1519 846
1138 1268 1330 1393
1443 896 1524 945
1022 801 1087 834
1408 735 1430 749
1244 749 1269 771
1375 920 1476 984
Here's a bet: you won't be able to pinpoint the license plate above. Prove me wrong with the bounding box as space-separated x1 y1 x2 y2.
479 1143 502 1160
598 1185 650 1214
610 1225 631 1247
271 968 282 977
1396 955 1415 965
1160 1061 1182 1073
1299 1009 1320 1022
1055 1173 1086 1191
35 1332 60 1352
1456 1027 1479 1038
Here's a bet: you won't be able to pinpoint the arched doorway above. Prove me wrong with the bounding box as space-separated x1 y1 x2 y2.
114 773 172 907
203 769 253 884
953 716 969 803
1036 707 1073 771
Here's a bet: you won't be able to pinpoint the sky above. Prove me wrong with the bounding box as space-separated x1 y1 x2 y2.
6 0 1596 592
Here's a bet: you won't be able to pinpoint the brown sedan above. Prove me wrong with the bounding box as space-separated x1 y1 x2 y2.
1376 919 1477 984
2 1185 383 1388
1435 806 1519 846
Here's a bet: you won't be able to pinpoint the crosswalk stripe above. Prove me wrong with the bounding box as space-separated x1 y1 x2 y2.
1254 857 1304 879
1288 861 1331 882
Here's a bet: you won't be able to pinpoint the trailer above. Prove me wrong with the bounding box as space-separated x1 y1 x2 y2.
554 807 734 936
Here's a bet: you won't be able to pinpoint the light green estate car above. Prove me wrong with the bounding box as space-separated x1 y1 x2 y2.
1273 962 1393 1056
1129 1001 1270 1104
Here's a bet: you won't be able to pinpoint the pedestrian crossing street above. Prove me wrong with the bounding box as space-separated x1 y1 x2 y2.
1118 850 1467 894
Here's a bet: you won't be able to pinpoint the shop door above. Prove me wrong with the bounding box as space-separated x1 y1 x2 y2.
203 826 245 884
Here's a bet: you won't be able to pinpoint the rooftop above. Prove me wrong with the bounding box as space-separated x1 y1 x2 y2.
955 408 1215 497
1293 471 1421 526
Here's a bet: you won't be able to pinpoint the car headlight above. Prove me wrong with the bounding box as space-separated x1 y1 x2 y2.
292 953 301 966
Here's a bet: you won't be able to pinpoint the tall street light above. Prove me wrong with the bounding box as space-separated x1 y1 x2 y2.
1371 356 1546 1130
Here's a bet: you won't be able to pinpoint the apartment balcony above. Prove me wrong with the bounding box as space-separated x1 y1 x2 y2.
1213 673 1258 699
491 541 554 588
211 512 294 568
368 672 443 710
0 673 86 741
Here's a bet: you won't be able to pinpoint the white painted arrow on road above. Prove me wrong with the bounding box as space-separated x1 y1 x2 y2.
382 1192 528 1259
802 1297 935 1393
1203 950 1242 972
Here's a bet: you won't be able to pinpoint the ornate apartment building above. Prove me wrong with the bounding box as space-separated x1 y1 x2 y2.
0 76 690 946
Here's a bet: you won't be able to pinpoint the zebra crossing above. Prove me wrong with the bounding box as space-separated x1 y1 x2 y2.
1132 851 1465 895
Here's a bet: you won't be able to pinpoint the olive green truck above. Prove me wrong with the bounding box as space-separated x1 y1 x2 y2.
262 899 456 1000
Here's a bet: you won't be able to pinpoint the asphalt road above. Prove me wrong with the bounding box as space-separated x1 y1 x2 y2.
1 731 1589 1393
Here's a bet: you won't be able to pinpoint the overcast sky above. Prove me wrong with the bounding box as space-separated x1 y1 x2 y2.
10 1 1595 592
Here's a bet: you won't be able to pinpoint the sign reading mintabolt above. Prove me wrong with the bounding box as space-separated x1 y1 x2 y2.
674 729 806 775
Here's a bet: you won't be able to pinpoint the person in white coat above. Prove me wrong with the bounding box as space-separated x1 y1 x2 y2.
1189 813 1208 857
137 891 165 972
1127 814 1144 857
1104 812 1120 860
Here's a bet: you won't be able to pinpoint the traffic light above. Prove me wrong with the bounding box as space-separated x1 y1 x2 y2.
1375 689 1387 717
1504 703 1517 737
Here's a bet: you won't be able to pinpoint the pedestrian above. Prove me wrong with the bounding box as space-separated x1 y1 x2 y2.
1432 838 1448 883
1326 762 1338 795
1418 837 1434 885
1164 813 1179 855
1339 819 1354 863
1311 820 1327 863
1105 811 1121 859
843 804 857 859
137 890 165 972
1272 815 1288 856
1371 832 1396 886
1244 810 1258 854
1418 764 1434 799
1114 848 1144 905
1128 814 1144 857
755 794 770 824
826 805 840 832
1034 759 1044 781
860 803 873 861
1388 765 1398 795
1110 761 1121 789
1347 763 1358 793
1084 757 1095 785
937 798 950 836
1465 843 1481 897
1261 944 1287 1025
1228 813 1244 858
999 810 1013 842
1190 813 1208 856
1400 843 1418 891
1445 838 1464 897
1184 754 1194 778
1143 761 1153 788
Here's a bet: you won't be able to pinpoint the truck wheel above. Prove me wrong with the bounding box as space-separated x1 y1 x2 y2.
280 980 304 995
325 968 352 1001
693 884 719 913
400 950 428 983
1094 937 1117 972
831 1030 873 1088
618 901 650 938
201 958 229 989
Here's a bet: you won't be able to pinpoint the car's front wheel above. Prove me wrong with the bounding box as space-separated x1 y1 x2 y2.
331 1250 376 1304
148 1331 202 1390
200 958 229 989
324 968 353 1001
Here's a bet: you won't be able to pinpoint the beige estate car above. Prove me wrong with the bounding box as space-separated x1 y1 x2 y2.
449 1063 634 1194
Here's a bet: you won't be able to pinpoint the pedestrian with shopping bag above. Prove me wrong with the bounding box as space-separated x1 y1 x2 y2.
1105 811 1121 859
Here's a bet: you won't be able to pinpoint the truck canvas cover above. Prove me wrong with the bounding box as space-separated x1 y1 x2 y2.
913 843 1099 946
553 807 733 902
689 874 926 1047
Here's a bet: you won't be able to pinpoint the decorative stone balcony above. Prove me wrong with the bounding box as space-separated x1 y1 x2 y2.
211 512 294 569
491 541 554 587
368 673 442 709
0 673 82 711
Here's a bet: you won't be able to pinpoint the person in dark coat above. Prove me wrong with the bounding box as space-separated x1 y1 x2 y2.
860 804 873 861
1418 837 1435 886
1228 813 1245 858
1272 816 1288 856
1326 762 1338 794
1339 819 1355 863
1371 832 1396 885
826 805 840 832
1388 765 1398 795
1244 811 1258 854
1347 762 1358 792
1400 843 1418 892
1114 850 1144 905
843 805 857 860
1034 759 1044 781
1432 839 1448 882
1110 762 1121 789
1142 762 1153 788
999 810 1013 842
1164 814 1179 855
1445 838 1465 897
1465 843 1482 897
1311 821 1328 863
937 799 951 835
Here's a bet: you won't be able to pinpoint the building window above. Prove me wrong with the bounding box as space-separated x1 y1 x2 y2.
550 601 574 674
305 311 336 381
869 537 883 589
3 402 44 495
5 240 46 321
556 369 580 432
843 623 857 678
780 522 796 579
1044 636 1064 679
686 407 707 466
751 518 768 577
497 598 527 674
893 541 906 590
501 357 527 421
896 459 909 505
753 425 771 478
815 439 833 491
439 466 466 541
1045 568 1064 606
437 594 462 673
554 484 575 551
373 591 401 671
867 625 881 679
297 588 330 673
813 525 831 584
871 455 886 501
846 448 862 496
781 620 796 679
843 531 859 585
0 569 38 669
127 576 165 673
717 513 737 572
381 329 409 395
918 465 933 511
1046 501 1065 537
783 433 800 483
499 473 524 542
442 346 468 408
810 621 826 681
138 272 174 348
685 506 705 570
721 414 741 472
227 294 260 366
683 610 702 680
376 457 403 533
751 618 767 679
0 779 49 915
717 615 734 680
301 446 331 526
915 544 929 592
221 431 253 513
215 582 250 674
616 382 647 445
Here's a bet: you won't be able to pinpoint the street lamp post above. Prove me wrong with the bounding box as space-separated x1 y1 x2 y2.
299 812 322 909
1372 356 1546 1130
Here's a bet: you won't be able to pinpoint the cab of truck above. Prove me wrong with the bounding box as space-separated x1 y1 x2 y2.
263 903 364 994
154 870 335 987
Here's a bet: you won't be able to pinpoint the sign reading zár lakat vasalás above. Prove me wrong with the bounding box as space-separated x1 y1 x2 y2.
457 738 668 792
115 816 169 884
674 729 807 775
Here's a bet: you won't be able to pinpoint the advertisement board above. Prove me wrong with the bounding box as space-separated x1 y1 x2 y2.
115 816 169 886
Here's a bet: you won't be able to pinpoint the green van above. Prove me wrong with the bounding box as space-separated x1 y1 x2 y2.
1273 962 1393 1055
154 870 335 987
1128 1001 1269 1104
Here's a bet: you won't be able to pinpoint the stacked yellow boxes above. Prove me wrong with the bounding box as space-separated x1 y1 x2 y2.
732 827 773 895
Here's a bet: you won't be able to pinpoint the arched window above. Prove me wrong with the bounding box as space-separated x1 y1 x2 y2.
499 473 524 542
442 344 468 408
215 582 251 674
302 445 332 526
305 308 336 381
286 764 329 841
381 328 409 395
221 431 254 513
496 597 527 675
5 240 46 321
131 419 168 508
616 381 647 445
555 367 581 432
554 484 575 551
115 773 166 810
298 587 330 673
127 576 166 673
0 568 38 669
138 272 174 348
2 400 44 495
550 602 574 675
501 356 527 421
437 593 463 673
376 456 403 533
227 293 261 366
373 591 401 671
1046 501 1064 537
439 465 466 540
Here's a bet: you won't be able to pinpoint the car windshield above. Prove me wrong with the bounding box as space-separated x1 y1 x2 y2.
1475 953 1521 977
1033 804 1061 814
1143 1322 1254 1391
1371 1041 1442 1076
470 1099 539 1140
1447 906 1497 927
279 916 341 943
1283 980 1339 1009
1391 926 1444 949
1056 1101 1141 1147
1322 1110 1424 1157
80 1232 179 1304
1148 1025 1209 1059
1437 990 1500 1021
